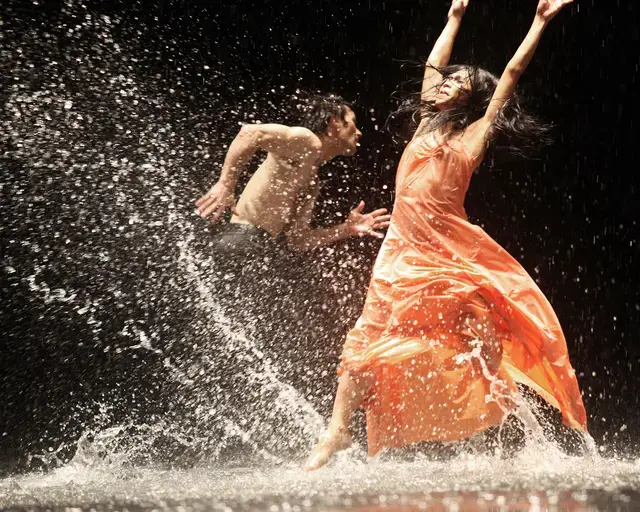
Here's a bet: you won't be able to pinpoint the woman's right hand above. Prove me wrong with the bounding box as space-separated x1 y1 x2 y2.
535 0 573 23
195 181 239 222
448 0 469 20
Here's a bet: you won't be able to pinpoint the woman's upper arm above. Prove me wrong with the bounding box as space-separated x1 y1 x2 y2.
421 65 443 102
461 119 492 160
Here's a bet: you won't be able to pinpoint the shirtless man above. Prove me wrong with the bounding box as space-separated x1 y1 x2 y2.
195 95 390 253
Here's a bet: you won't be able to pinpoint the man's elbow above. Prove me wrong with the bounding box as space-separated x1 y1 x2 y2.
237 124 262 147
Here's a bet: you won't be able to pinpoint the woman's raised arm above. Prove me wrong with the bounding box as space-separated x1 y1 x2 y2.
421 0 469 101
468 0 573 151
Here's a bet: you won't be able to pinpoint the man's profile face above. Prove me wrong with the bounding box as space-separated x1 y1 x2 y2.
332 107 362 156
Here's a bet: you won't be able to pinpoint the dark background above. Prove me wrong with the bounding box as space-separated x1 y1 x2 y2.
1 0 638 473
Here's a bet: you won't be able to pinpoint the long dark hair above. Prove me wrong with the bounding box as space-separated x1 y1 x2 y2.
389 64 551 160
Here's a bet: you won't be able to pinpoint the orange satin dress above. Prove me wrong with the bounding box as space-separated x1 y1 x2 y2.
340 136 587 456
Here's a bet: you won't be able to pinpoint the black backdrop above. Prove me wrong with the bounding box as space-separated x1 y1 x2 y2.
1 0 639 473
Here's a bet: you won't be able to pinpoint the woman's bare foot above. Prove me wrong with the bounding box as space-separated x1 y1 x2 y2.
304 427 353 471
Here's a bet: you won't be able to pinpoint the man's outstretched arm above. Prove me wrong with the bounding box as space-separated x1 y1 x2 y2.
286 190 391 252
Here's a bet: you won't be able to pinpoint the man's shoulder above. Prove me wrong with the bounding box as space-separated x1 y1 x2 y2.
288 126 322 149
251 123 322 161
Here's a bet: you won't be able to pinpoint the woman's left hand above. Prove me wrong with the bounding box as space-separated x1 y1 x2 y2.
448 0 469 20
536 0 573 23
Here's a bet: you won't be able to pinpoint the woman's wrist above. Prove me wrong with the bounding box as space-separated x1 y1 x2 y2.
532 15 550 30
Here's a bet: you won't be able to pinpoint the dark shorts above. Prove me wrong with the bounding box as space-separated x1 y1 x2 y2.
211 223 289 273
210 223 295 333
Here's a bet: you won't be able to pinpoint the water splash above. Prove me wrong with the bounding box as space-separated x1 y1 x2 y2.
1 2 637 510
1 0 362 474
3 438 640 510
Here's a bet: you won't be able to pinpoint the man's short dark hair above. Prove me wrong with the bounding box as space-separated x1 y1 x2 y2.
296 93 351 135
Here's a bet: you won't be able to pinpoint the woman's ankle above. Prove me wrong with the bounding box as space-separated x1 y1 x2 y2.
327 424 351 438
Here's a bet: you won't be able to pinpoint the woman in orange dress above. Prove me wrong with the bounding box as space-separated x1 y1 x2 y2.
305 0 587 470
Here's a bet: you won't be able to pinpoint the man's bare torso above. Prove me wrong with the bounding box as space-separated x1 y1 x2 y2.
231 151 320 237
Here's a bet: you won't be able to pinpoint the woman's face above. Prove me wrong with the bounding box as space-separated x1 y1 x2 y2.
433 70 472 111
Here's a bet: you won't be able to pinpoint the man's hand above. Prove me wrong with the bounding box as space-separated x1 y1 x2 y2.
195 181 239 222
448 0 469 20
346 201 391 239
536 0 573 23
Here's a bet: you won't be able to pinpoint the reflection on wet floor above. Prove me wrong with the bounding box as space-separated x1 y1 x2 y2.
2 490 639 511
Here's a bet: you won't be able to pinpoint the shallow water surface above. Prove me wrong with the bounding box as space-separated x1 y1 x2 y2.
3 447 640 511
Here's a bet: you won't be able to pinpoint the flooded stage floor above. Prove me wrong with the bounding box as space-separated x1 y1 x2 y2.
3 451 640 511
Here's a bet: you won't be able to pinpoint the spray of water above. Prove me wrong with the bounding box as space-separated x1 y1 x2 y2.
1 1 638 509
1 0 373 472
